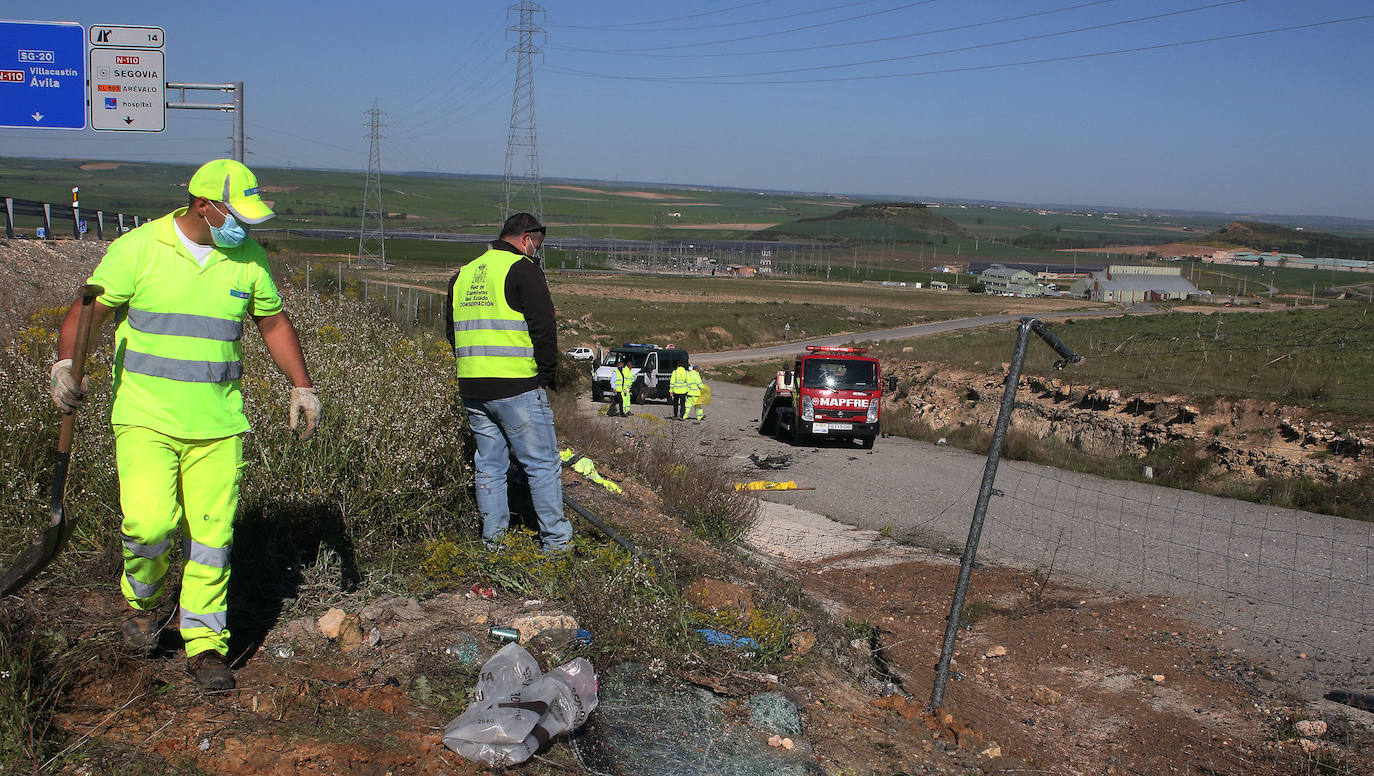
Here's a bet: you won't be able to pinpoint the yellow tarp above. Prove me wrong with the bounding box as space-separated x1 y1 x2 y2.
734 480 799 491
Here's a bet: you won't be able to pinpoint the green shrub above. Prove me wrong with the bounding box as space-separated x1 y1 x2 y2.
0 287 475 602
1141 440 1213 489
0 605 83 768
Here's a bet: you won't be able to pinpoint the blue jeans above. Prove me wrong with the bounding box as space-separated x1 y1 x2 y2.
465 388 571 551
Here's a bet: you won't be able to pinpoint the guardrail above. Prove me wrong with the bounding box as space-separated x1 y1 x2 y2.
3 195 152 241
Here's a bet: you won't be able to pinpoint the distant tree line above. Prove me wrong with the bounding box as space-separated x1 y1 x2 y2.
1011 231 1108 250
1213 221 1374 259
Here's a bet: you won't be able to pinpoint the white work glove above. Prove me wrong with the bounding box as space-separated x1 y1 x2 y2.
49 359 89 413
289 386 321 441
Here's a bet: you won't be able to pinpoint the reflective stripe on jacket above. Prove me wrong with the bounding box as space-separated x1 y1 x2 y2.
451 247 537 379
670 366 689 394
685 369 703 396
612 366 634 392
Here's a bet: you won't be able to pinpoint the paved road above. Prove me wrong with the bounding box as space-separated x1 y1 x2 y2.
693 303 1155 365
610 380 1373 700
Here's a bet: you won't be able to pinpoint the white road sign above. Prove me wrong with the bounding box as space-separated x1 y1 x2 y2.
89 47 164 131
89 25 164 49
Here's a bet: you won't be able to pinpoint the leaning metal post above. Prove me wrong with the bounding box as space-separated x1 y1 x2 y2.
929 317 1080 709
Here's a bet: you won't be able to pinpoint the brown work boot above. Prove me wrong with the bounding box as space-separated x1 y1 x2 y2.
187 651 235 691
120 606 162 656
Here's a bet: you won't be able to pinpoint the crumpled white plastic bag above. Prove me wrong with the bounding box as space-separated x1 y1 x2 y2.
443 642 599 766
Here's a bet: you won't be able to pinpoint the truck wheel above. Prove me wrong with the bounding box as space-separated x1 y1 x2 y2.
860 435 875 450
592 386 603 403
630 384 643 405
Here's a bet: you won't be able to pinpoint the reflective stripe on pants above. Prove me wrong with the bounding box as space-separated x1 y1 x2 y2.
114 424 242 658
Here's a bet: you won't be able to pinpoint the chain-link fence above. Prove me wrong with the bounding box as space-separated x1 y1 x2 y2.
742 316 1371 774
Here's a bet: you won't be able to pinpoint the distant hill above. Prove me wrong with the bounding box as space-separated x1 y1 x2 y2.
754 202 966 244
1195 221 1374 259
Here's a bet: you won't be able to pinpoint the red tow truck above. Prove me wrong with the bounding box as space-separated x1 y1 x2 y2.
758 345 887 449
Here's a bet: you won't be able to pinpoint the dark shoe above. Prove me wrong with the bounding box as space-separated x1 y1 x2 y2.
121 606 161 655
188 651 235 690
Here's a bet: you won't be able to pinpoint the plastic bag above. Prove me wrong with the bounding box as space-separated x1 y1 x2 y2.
443 642 599 767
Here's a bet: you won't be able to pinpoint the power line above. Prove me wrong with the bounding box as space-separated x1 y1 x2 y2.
572 0 940 53
605 0 1250 81
556 0 1121 58
557 0 889 34
248 122 360 155
556 0 775 31
548 13 1374 85
388 57 511 139
388 26 506 119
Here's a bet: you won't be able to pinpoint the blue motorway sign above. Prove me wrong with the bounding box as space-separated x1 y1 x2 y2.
0 21 86 130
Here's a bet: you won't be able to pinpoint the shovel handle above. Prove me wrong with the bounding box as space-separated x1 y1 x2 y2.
56 285 103 456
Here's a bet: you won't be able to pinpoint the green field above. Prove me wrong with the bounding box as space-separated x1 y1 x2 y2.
0 156 861 238
868 305 1374 417
939 205 1227 244
8 155 1374 292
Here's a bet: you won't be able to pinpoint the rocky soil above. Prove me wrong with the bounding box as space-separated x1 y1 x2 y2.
0 237 107 338
889 359 1373 486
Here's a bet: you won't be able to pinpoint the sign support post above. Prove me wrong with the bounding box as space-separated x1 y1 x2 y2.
166 82 245 162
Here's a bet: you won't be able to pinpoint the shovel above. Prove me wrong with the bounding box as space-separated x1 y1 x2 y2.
0 284 103 596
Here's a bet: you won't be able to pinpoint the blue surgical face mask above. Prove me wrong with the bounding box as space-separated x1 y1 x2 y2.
207 202 248 248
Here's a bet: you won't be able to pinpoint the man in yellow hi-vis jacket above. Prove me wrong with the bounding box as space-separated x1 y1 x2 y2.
610 359 634 417
445 213 570 554
684 365 705 421
49 159 320 691
669 362 689 420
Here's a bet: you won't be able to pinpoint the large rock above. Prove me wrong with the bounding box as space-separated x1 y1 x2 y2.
507 611 579 644
685 579 756 617
317 608 347 639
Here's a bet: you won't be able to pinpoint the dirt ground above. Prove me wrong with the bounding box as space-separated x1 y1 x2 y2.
1061 242 1217 258
546 186 680 201
795 547 1367 775
22 457 1364 776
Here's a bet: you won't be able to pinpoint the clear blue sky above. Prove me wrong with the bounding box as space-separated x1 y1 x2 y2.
3 1 1373 219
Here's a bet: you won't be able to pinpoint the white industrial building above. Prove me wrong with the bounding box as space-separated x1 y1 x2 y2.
1069 265 1201 303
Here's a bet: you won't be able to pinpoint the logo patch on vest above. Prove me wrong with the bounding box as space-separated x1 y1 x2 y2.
229 289 250 299
460 264 494 308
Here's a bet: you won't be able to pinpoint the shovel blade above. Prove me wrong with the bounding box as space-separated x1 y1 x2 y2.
0 503 65 596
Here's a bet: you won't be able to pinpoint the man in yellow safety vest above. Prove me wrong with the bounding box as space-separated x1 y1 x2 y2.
684 365 705 421
610 358 634 417
49 159 321 691
446 213 570 554
669 361 689 419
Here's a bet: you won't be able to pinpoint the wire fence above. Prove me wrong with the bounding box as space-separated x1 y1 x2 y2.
741 315 1372 774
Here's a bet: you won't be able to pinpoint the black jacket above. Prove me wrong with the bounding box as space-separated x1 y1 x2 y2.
445 240 559 400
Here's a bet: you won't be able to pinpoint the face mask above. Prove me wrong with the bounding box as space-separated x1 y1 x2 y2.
207 202 248 248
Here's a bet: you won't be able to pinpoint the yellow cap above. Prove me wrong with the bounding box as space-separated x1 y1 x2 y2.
188 159 274 224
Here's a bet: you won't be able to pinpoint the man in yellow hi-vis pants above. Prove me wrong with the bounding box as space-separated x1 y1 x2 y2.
684 365 705 421
49 159 320 691
611 359 634 417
